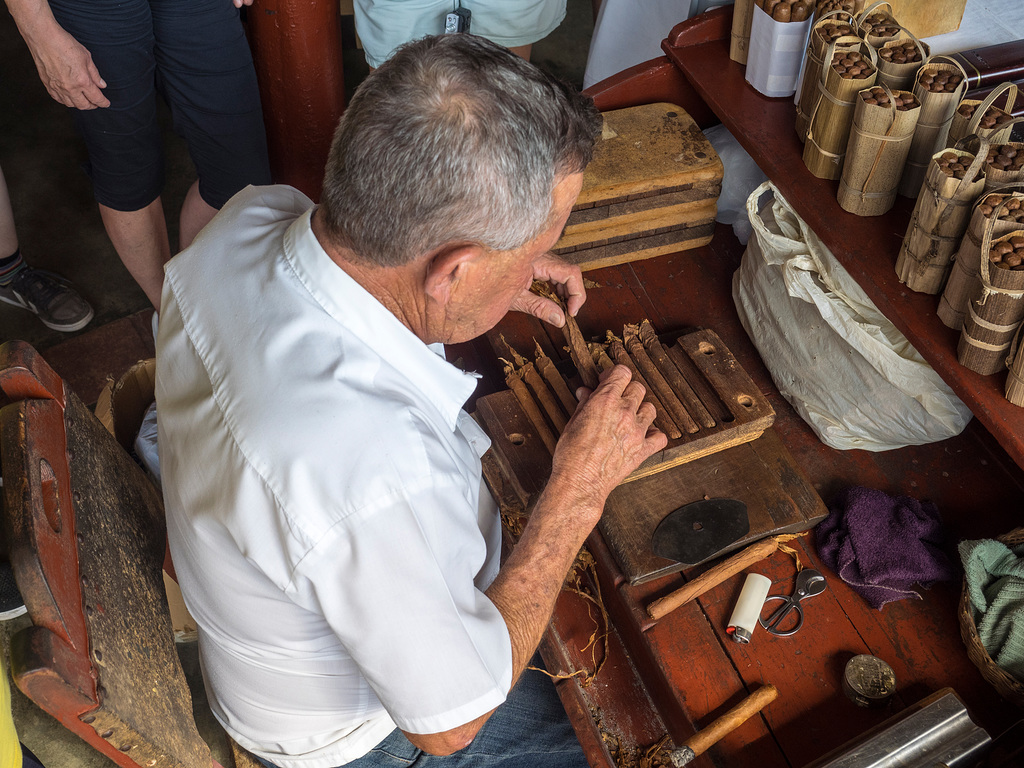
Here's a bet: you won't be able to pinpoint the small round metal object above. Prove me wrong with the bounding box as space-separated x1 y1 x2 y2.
843 654 896 708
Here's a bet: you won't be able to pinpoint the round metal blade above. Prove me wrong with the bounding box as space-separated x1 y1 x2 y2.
651 498 750 566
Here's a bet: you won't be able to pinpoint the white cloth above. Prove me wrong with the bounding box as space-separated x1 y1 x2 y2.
354 0 567 68
156 185 512 768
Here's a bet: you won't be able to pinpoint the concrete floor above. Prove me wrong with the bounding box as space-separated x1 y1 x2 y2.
1 4 594 766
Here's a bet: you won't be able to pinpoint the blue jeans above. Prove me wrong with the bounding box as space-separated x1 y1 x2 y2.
255 666 588 768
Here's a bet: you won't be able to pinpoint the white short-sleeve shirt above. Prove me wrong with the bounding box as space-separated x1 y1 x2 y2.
156 185 512 768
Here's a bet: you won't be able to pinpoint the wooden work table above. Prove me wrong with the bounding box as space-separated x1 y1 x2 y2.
453 9 1024 768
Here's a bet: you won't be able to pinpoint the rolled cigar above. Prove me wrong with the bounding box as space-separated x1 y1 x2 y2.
669 685 779 766
647 537 780 621
504 363 558 454
519 361 568 433
562 313 600 389
639 321 716 429
590 342 616 372
624 323 699 434
606 333 682 439
534 341 577 415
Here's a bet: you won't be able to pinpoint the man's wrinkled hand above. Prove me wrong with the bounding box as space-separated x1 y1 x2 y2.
509 254 585 328
549 366 667 512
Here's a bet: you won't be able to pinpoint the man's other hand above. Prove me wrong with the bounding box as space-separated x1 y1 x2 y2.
550 365 667 512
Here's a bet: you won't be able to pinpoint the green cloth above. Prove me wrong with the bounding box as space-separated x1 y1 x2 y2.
959 538 1024 682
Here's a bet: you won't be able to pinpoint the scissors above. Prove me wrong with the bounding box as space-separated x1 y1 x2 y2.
759 569 828 637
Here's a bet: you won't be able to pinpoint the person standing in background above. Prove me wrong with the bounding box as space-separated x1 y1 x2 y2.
0 163 93 332
353 0 567 67
4 0 272 311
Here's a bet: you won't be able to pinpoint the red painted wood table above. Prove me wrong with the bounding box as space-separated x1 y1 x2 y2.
449 8 1024 768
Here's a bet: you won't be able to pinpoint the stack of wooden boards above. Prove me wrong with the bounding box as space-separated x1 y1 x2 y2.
551 103 724 271
475 320 826 584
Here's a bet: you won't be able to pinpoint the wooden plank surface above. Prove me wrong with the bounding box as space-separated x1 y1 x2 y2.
467 217 1024 767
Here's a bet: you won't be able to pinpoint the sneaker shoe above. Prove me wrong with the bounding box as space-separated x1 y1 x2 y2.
0 560 27 621
0 267 94 332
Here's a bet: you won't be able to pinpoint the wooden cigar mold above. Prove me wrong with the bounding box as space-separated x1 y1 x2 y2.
477 319 826 584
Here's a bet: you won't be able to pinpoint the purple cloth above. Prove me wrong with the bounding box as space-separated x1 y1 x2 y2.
816 486 955 609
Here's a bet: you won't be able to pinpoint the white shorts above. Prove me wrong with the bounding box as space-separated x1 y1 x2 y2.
354 0 567 68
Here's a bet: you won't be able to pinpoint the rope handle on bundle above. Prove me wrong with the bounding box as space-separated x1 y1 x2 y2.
855 0 894 31
977 191 1024 301
948 133 990 198
877 24 928 71
805 34 868 145
918 55 970 103
965 82 1019 135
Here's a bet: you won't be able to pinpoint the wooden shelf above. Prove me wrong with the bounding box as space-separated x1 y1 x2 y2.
661 8 1024 470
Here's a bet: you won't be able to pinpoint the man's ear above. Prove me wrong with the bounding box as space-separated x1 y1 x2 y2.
423 243 486 306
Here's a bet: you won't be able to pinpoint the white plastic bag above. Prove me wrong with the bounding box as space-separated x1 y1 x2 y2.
732 181 972 451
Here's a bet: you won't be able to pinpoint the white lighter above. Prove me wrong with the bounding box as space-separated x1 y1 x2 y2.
726 573 772 644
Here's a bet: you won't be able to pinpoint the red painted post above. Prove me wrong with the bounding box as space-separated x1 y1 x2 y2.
245 0 346 201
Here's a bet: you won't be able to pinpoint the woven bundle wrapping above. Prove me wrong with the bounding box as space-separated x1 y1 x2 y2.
946 82 1018 150
939 188 1024 330
873 28 928 92
895 146 986 294
795 11 857 140
958 204 1024 375
803 39 878 179
731 0 756 64
837 85 920 216
898 57 969 198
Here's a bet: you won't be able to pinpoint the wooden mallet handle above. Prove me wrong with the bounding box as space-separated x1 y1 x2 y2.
648 537 779 621
670 684 779 766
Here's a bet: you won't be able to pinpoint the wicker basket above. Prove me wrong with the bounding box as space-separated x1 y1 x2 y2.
958 527 1024 707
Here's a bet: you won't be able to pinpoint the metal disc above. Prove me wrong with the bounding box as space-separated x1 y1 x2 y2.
651 498 750 566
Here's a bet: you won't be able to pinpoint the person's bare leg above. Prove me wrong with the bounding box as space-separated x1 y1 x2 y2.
178 179 218 251
508 44 532 60
99 199 171 310
0 165 19 256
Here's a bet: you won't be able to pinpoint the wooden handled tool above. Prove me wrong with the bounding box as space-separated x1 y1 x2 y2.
670 684 778 766
647 537 779 621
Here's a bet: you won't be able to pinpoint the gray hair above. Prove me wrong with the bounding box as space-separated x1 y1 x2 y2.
318 34 601 267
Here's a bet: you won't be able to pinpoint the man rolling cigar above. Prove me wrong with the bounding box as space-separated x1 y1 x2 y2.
156 33 667 768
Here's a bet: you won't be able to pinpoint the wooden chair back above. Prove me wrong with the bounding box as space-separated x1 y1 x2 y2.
0 339 212 768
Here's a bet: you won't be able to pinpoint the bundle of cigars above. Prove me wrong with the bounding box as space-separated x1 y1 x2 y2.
785 0 1024 216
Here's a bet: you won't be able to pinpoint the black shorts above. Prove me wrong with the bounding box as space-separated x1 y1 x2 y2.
49 0 272 211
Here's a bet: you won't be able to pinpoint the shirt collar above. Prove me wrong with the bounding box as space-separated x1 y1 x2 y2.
281 209 479 430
